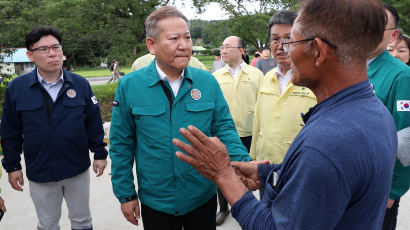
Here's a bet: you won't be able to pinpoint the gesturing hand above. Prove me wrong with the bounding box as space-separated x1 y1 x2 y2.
172 125 231 183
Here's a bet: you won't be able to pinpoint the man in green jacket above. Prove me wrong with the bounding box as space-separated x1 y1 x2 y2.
367 4 410 230
109 6 250 230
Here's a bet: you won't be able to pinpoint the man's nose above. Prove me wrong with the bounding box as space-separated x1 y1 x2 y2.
179 38 191 50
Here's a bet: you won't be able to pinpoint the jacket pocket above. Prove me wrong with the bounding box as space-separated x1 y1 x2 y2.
132 105 166 116
63 98 86 107
184 102 215 130
16 102 44 130
185 102 215 112
16 103 42 111
132 105 167 134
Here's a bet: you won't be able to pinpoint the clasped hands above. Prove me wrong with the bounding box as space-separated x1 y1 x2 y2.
172 125 268 191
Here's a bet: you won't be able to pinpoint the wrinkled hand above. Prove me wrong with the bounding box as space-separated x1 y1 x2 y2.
8 170 24 191
121 199 140 226
93 159 107 177
387 198 395 209
0 196 5 212
172 126 231 183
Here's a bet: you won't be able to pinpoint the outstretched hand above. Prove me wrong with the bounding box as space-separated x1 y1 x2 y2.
172 125 231 183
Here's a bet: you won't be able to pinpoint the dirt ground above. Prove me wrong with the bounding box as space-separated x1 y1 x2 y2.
0 155 409 230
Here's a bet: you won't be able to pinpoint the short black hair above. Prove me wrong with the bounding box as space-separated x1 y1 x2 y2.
262 46 270 51
214 51 221 56
25 26 62 50
384 4 399 28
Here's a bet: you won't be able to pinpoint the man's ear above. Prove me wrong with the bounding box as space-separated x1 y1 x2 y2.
390 29 399 43
313 38 332 67
146 37 156 55
26 51 34 62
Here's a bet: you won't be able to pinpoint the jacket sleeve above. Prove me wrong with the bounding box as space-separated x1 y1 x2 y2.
388 75 410 199
231 148 349 230
250 89 262 160
109 79 138 203
210 79 250 162
84 83 108 160
1 85 24 172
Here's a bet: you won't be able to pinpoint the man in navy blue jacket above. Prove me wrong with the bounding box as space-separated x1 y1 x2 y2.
1 26 107 230
172 0 398 229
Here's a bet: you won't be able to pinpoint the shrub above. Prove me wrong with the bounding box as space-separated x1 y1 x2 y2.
91 83 118 122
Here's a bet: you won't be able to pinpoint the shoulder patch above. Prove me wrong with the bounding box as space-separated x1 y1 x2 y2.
112 100 119 107
397 100 410 111
91 96 98 104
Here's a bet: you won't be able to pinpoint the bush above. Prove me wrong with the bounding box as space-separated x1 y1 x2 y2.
92 83 118 122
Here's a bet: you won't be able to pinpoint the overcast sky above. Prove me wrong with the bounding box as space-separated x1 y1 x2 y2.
173 1 230 21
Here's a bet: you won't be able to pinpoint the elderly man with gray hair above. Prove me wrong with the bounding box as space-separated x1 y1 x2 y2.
172 0 397 229
109 5 250 230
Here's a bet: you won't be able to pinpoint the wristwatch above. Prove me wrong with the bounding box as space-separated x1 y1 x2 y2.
125 194 138 202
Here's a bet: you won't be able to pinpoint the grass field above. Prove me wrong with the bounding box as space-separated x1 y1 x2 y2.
72 55 217 77
72 65 132 78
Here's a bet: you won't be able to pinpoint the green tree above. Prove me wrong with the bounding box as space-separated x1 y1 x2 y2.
190 0 299 51
0 0 171 67
382 0 410 34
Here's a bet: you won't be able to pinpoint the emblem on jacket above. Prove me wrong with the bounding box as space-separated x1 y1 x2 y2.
91 96 98 104
66 89 76 98
191 88 201 100
397 100 410 112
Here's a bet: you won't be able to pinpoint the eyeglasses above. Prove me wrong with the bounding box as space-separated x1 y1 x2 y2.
270 38 291 47
384 28 396 31
30 44 62 54
219 46 241 51
281 37 337 53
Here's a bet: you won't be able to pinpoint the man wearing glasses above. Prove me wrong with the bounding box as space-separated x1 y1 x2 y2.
212 36 263 225
1 26 108 230
367 4 410 230
172 0 397 229
249 11 316 200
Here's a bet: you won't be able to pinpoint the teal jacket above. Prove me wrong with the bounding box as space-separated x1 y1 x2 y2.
109 60 250 215
368 50 410 200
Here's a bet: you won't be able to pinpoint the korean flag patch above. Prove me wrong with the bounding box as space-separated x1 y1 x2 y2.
91 96 98 104
397 100 410 112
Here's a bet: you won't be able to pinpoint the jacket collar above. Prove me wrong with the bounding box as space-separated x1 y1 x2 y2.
146 59 193 87
28 67 74 87
220 62 252 75
367 50 390 78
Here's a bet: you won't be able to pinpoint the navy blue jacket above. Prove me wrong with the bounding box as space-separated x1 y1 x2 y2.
1 68 107 182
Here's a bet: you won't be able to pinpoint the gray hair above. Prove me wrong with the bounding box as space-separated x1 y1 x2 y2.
268 11 298 33
145 6 189 40
296 0 386 64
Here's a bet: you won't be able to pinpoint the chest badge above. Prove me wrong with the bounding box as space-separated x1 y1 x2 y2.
190 88 201 101
66 89 76 98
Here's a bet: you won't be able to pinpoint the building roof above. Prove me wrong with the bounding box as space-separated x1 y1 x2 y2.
0 48 31 63
1 47 66 63
193 46 207 51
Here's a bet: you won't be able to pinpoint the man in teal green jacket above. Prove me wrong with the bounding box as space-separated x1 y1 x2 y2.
368 4 410 230
109 6 249 230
